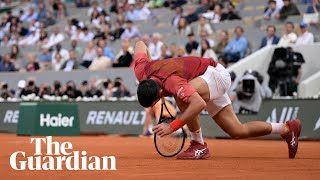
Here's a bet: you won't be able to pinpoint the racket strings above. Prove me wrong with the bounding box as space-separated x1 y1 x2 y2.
155 131 184 156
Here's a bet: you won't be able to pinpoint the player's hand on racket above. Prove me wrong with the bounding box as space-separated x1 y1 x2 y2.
153 123 174 137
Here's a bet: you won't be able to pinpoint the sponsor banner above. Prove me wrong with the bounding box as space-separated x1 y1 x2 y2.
78 102 146 135
0 100 319 138
17 102 80 136
0 102 19 133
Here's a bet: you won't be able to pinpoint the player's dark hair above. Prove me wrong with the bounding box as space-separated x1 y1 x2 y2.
137 79 160 108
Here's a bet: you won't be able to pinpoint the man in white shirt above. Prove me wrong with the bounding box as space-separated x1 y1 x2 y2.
148 33 163 60
296 22 314 45
87 0 102 17
278 22 297 46
46 26 65 48
89 47 112 71
135 1 151 20
20 6 38 22
78 27 94 42
19 27 40 46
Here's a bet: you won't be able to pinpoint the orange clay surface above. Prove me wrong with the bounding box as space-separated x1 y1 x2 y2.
1 134 320 180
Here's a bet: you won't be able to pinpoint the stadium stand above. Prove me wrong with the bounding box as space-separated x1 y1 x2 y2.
0 0 319 102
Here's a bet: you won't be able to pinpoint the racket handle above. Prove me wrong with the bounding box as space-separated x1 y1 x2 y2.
170 117 185 131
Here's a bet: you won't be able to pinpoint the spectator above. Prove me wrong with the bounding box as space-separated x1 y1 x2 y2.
0 82 14 99
111 21 125 40
275 0 285 10
221 2 241 21
185 6 198 24
199 39 217 60
195 0 210 14
54 1 68 19
101 78 112 99
97 39 115 61
196 16 213 36
37 2 47 21
52 53 65 71
159 43 172 60
169 43 178 58
76 0 90 8
38 83 52 98
121 20 141 39
185 32 199 55
79 80 89 96
20 78 39 97
306 0 320 13
0 54 16 72
177 46 186 57
149 33 164 60
85 78 103 97
126 3 140 21
25 53 40 72
82 41 97 68
112 77 131 98
44 11 56 26
18 27 40 46
224 26 248 62
214 30 229 55
172 6 183 27
87 1 103 17
10 44 23 68
263 0 281 20
275 0 300 20
89 47 112 71
45 26 65 48
70 40 84 58
20 6 38 22
38 46 52 70
176 17 192 36
278 21 297 46
203 3 223 24
52 80 64 96
61 50 80 72
64 80 82 98
52 43 70 63
296 22 314 45
79 27 94 42
113 39 133 67
15 80 26 98
259 25 280 49
38 30 49 46
199 30 215 48
0 34 11 46
135 1 152 20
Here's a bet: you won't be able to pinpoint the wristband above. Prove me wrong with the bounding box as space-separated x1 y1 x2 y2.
169 117 185 131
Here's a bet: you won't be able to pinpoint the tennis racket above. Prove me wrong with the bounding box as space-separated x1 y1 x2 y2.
154 102 186 157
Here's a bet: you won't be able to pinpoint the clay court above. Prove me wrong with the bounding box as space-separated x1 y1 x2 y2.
1 134 319 180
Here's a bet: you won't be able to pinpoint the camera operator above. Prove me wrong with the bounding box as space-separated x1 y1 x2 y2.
234 70 267 114
20 78 39 97
38 83 52 98
52 80 64 96
112 77 131 98
101 78 112 99
64 80 82 98
0 82 14 99
85 78 103 97
268 47 305 96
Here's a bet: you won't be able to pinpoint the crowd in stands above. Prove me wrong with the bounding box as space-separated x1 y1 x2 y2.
0 77 131 100
0 0 318 102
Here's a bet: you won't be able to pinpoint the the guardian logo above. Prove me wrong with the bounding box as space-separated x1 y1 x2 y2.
10 136 117 171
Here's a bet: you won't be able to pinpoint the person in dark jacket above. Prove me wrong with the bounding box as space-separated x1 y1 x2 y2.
259 25 280 49
276 0 300 20
221 2 241 21
0 54 17 72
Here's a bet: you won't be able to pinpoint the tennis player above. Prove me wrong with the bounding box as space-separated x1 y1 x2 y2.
133 41 301 159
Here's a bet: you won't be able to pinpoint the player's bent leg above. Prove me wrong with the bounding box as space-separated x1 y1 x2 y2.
213 104 302 158
175 97 210 159
213 105 273 139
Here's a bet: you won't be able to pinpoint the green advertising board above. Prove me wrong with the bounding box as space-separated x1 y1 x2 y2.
17 102 80 136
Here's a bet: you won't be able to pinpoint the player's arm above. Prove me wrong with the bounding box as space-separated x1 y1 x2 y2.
133 41 151 81
134 41 151 60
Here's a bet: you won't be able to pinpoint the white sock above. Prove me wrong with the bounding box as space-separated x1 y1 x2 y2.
270 123 284 134
190 128 204 145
